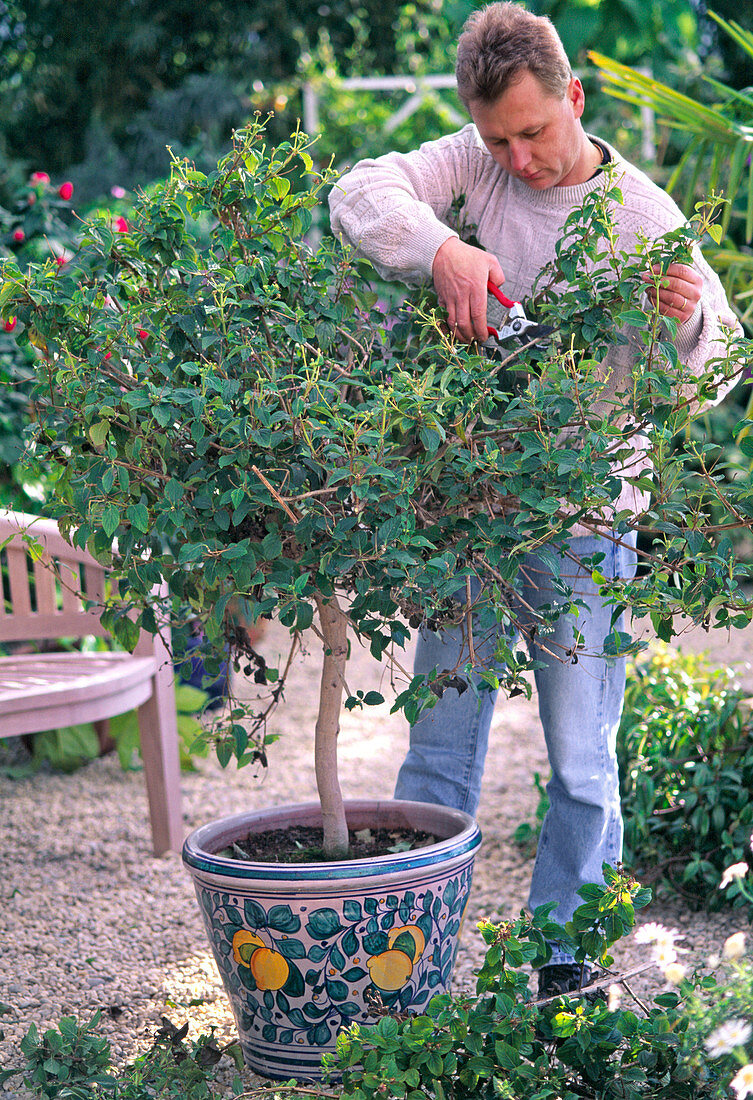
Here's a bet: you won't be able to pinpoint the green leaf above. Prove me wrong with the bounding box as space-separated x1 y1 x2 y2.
101 503 120 537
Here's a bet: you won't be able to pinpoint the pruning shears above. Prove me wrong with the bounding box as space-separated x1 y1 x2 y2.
486 279 554 347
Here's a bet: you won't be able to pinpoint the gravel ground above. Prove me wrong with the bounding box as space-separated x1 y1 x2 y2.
2 616 751 1096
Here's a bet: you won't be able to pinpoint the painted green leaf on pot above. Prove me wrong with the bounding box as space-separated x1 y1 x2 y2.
308 945 327 963
302 1002 328 1019
343 899 362 922
329 945 346 972
339 1002 362 1017
267 904 301 933
413 915 430 941
326 979 349 1002
287 1008 308 1029
275 991 290 1014
244 899 267 928
342 929 359 957
363 897 378 915
263 990 274 1010
276 938 306 959
390 930 419 961
262 1024 276 1042
422 889 435 912
305 907 343 938
279 1029 294 1045
281 962 305 998
311 1022 332 1046
237 967 258 991
380 911 396 931
443 879 458 909
341 966 367 983
362 931 389 955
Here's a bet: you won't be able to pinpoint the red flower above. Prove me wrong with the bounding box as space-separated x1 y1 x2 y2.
4 317 17 333
30 171 50 184
137 328 149 341
103 350 112 360
58 181 74 200
114 216 129 233
12 229 25 243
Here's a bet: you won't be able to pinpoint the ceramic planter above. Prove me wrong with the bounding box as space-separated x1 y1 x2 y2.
183 799 481 1080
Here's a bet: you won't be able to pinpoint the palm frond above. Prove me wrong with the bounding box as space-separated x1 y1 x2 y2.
589 47 753 241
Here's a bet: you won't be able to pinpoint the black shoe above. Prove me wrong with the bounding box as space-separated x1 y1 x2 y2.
537 963 594 999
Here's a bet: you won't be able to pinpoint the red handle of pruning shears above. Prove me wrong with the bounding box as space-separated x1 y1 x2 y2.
486 279 516 310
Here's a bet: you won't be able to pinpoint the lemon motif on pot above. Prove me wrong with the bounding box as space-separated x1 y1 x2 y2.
387 924 426 960
250 948 290 991
367 949 414 991
232 930 265 966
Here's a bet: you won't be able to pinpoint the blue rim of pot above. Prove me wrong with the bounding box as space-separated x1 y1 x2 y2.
182 800 482 880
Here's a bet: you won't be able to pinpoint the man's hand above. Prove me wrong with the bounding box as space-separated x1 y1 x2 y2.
642 262 702 324
432 237 505 343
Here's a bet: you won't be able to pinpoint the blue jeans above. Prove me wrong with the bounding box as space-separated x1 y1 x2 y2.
394 533 638 964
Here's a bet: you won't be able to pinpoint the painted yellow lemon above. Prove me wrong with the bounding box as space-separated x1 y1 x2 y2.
367 950 414 991
387 924 426 960
231 930 265 966
250 948 290 990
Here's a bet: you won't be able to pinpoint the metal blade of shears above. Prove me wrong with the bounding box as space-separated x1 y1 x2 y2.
486 279 554 346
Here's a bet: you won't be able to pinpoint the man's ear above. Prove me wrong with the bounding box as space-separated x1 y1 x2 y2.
568 77 586 119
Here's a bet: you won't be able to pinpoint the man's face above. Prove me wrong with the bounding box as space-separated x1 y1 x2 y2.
470 70 589 190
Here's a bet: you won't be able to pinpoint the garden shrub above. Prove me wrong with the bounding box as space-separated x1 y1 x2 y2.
618 644 753 910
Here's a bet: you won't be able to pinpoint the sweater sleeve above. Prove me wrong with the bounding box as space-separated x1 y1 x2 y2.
328 125 485 284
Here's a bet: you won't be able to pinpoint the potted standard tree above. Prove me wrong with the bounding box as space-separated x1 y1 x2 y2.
3 121 752 1078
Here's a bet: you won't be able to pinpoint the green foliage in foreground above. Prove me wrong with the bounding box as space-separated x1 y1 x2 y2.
0 1010 244 1099
618 645 753 910
5 867 753 1100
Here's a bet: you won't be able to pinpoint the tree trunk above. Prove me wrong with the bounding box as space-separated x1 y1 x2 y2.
313 591 350 859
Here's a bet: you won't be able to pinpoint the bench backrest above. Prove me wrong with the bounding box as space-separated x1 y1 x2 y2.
0 510 118 644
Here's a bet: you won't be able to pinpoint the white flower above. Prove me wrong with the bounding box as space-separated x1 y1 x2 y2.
709 953 721 968
663 963 687 985
705 1019 752 1058
721 862 749 889
653 941 678 968
607 984 622 1011
731 1064 753 1100
635 922 680 946
724 932 747 960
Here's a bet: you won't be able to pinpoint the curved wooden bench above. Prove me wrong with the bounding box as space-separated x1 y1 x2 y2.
0 510 182 855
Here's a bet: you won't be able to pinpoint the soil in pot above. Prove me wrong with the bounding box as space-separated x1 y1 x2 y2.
220 824 438 864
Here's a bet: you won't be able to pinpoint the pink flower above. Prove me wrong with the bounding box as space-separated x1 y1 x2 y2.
12 229 25 243
30 171 50 184
110 185 127 199
58 181 74 200
137 328 149 341
114 216 129 233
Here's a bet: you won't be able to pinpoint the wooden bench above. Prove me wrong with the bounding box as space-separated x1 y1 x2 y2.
0 509 182 855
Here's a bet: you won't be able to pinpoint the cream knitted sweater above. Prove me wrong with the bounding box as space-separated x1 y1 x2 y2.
328 124 739 528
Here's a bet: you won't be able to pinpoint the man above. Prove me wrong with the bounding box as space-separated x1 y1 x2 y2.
329 2 736 996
